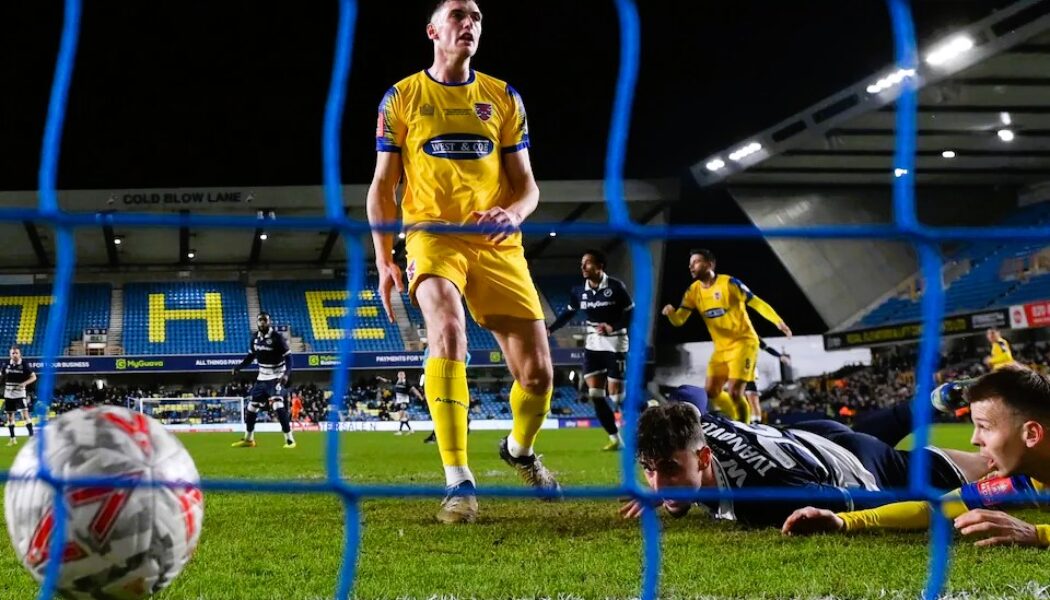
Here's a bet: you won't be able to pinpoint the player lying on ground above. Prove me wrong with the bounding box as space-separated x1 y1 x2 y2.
368 0 559 524
619 401 990 527
783 366 1050 547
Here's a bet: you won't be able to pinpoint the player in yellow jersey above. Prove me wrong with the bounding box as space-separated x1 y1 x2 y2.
985 328 1014 371
367 0 559 524
662 249 791 422
783 366 1050 548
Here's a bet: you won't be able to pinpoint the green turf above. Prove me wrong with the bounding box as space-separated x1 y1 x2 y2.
1 424 1047 599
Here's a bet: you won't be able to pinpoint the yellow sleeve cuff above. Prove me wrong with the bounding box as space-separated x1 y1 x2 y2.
1037 525 1050 548
746 295 783 327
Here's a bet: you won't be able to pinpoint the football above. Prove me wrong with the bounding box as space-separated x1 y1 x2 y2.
4 407 203 599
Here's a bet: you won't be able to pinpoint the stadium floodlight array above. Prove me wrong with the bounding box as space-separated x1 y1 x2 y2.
2 0 1050 599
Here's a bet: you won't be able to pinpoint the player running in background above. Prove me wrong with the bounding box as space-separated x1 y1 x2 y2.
548 250 634 451
231 312 296 449
2 346 36 446
662 249 791 423
784 366 1050 548
985 328 1014 371
382 371 423 435
368 0 559 523
620 401 990 527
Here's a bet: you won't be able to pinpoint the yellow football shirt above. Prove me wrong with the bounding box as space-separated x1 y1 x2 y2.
680 275 762 347
376 69 529 245
989 338 1014 370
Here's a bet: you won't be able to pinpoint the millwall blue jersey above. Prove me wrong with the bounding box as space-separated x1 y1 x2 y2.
699 414 878 526
549 273 634 352
248 329 290 381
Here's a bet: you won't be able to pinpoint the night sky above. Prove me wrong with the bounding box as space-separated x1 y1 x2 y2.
0 0 1015 339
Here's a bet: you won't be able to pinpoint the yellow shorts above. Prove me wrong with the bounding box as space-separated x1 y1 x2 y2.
707 340 759 382
405 231 545 328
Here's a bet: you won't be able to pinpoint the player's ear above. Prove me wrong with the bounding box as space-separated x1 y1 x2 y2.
695 446 712 471
426 22 439 40
1022 419 1045 448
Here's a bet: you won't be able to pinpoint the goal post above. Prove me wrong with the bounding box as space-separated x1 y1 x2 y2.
136 397 245 432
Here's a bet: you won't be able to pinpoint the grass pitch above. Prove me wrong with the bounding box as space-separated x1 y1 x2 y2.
1 425 1048 599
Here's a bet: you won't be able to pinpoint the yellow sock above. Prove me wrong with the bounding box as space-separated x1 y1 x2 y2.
730 393 752 423
509 381 551 452
710 391 739 421
424 357 470 467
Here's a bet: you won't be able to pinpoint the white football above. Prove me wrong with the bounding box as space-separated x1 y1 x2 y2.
4 406 204 599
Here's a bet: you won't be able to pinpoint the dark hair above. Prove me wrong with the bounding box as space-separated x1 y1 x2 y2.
689 248 715 263
9 345 19 351
582 249 606 269
258 312 271 320
430 0 477 21
637 403 706 466
966 365 1050 423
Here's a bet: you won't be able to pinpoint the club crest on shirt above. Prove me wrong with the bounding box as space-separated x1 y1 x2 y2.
714 291 722 300
474 102 493 121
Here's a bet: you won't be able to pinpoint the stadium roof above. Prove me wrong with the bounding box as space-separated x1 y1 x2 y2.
0 179 675 271
692 0 1050 188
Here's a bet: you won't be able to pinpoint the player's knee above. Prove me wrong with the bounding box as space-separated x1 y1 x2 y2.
518 360 553 393
587 387 605 399
428 317 467 359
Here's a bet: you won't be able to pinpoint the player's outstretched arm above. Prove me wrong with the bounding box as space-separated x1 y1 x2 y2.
662 304 692 326
732 278 791 336
232 352 254 376
367 151 405 323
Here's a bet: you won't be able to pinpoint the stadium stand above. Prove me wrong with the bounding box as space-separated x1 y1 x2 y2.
857 203 1050 327
123 282 249 355
0 284 110 356
398 290 499 350
259 279 404 352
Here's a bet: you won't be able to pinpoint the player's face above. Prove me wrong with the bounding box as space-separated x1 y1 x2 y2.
9 348 19 362
970 398 1029 474
581 255 602 280
641 447 708 513
257 315 271 332
429 1 482 59
688 254 713 280
397 371 406 381
986 329 999 343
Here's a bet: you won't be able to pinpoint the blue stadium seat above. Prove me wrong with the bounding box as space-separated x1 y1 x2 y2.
0 284 110 356
259 279 404 352
857 203 1050 326
123 282 248 355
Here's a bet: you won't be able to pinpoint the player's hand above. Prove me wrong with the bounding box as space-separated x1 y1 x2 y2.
231 367 241 377
661 304 676 317
954 509 1041 547
619 498 657 519
777 322 793 337
471 207 521 245
780 355 792 365
376 259 405 323
781 507 845 536
596 323 614 335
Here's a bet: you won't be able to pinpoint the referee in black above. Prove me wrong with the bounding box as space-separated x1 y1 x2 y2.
3 346 37 446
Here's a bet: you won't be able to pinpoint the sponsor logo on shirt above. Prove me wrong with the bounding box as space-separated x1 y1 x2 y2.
423 134 494 159
703 308 727 319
